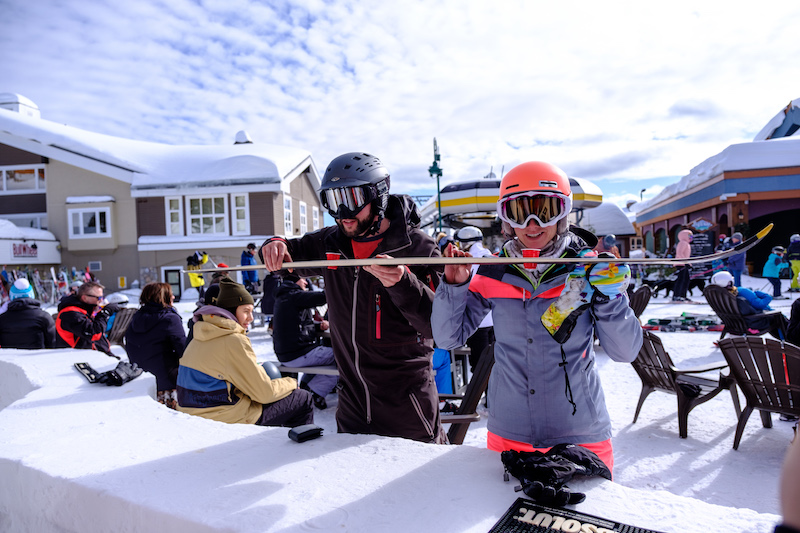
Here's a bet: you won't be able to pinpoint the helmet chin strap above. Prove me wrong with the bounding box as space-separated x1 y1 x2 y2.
364 206 384 236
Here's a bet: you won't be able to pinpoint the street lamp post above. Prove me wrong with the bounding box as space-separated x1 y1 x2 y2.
428 138 443 232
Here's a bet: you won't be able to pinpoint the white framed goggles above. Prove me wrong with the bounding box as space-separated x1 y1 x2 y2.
320 185 375 219
498 192 571 229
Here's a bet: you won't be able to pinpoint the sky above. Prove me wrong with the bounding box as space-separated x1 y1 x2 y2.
1 277 796 532
3 1 800 208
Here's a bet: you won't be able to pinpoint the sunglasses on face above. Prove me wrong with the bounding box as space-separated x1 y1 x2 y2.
498 193 566 229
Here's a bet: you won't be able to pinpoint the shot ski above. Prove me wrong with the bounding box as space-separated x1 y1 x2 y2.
186 223 773 272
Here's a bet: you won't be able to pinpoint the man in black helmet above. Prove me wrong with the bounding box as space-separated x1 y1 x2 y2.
260 152 446 444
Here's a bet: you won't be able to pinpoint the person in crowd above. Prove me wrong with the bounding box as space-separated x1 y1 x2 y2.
261 152 446 443
432 161 641 472
210 263 231 287
125 283 187 410
787 292 800 347
0 278 56 349
260 270 281 331
241 243 260 294
454 225 495 373
177 278 313 427
55 281 119 356
60 280 83 303
727 232 746 287
272 271 337 410
595 234 621 258
787 234 800 293
763 246 790 299
672 229 693 302
710 270 788 339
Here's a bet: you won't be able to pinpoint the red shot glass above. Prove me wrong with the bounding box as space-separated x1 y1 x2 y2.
326 252 340 270
522 249 540 269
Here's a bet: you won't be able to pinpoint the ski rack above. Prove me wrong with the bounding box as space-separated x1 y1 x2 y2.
183 223 772 272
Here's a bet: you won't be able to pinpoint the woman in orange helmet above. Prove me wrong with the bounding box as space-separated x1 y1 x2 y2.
432 161 642 474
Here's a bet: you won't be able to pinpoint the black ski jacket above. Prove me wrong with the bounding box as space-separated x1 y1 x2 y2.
125 303 186 390
260 194 446 443
0 298 56 349
272 280 327 362
55 294 112 355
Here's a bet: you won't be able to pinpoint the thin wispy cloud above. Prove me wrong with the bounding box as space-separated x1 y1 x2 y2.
3 0 800 202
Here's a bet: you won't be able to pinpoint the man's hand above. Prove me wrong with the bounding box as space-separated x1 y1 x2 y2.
363 254 404 288
442 242 472 284
319 319 329 331
261 240 293 272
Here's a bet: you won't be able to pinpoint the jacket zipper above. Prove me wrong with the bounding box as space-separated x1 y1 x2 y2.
353 267 372 423
375 293 381 339
409 391 434 439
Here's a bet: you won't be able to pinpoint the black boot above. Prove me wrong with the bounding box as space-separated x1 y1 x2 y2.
300 381 328 410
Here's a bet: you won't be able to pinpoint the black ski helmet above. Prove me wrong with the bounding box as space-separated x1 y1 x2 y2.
319 152 390 235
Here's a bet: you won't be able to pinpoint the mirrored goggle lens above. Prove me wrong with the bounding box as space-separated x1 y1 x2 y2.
501 194 564 227
321 186 370 216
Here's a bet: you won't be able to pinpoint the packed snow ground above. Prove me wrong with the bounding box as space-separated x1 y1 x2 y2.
0 273 795 532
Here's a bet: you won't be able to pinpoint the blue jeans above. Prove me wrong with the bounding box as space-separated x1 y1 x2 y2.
287 346 338 397
730 269 742 287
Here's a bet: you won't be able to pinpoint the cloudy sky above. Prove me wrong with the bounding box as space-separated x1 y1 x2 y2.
3 0 800 207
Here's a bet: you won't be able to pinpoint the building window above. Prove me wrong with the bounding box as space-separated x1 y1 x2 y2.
69 207 111 238
283 196 293 236
299 202 307 234
3 213 47 230
188 195 228 235
232 194 250 235
312 206 320 230
0 165 46 192
165 197 183 236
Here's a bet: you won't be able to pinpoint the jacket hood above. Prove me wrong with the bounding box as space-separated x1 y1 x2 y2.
191 313 246 342
7 298 42 312
193 304 238 323
678 229 693 243
274 279 302 298
387 194 421 229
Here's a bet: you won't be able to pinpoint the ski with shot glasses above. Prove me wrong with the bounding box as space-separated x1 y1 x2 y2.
186 223 773 273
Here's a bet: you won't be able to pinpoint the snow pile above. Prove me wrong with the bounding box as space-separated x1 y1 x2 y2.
0 274 795 532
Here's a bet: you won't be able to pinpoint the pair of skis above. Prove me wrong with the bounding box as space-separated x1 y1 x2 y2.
184 223 773 272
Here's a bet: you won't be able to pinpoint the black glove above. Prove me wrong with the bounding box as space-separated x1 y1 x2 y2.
101 303 122 315
97 361 143 386
501 444 612 507
515 479 586 506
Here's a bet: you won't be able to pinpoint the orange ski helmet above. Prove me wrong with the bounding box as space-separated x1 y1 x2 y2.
497 161 572 229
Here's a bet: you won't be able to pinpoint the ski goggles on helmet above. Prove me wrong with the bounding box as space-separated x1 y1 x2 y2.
320 184 376 219
498 192 570 229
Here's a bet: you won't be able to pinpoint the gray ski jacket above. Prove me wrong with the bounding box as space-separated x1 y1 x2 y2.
432 232 642 447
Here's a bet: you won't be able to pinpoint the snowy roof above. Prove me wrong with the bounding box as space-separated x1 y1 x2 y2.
66 196 115 203
576 201 636 236
633 98 800 217
0 218 56 241
0 107 318 194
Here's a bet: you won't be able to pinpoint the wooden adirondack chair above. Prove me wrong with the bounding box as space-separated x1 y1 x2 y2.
439 343 495 445
631 329 740 438
703 284 786 341
628 285 652 318
718 336 800 449
107 307 137 349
